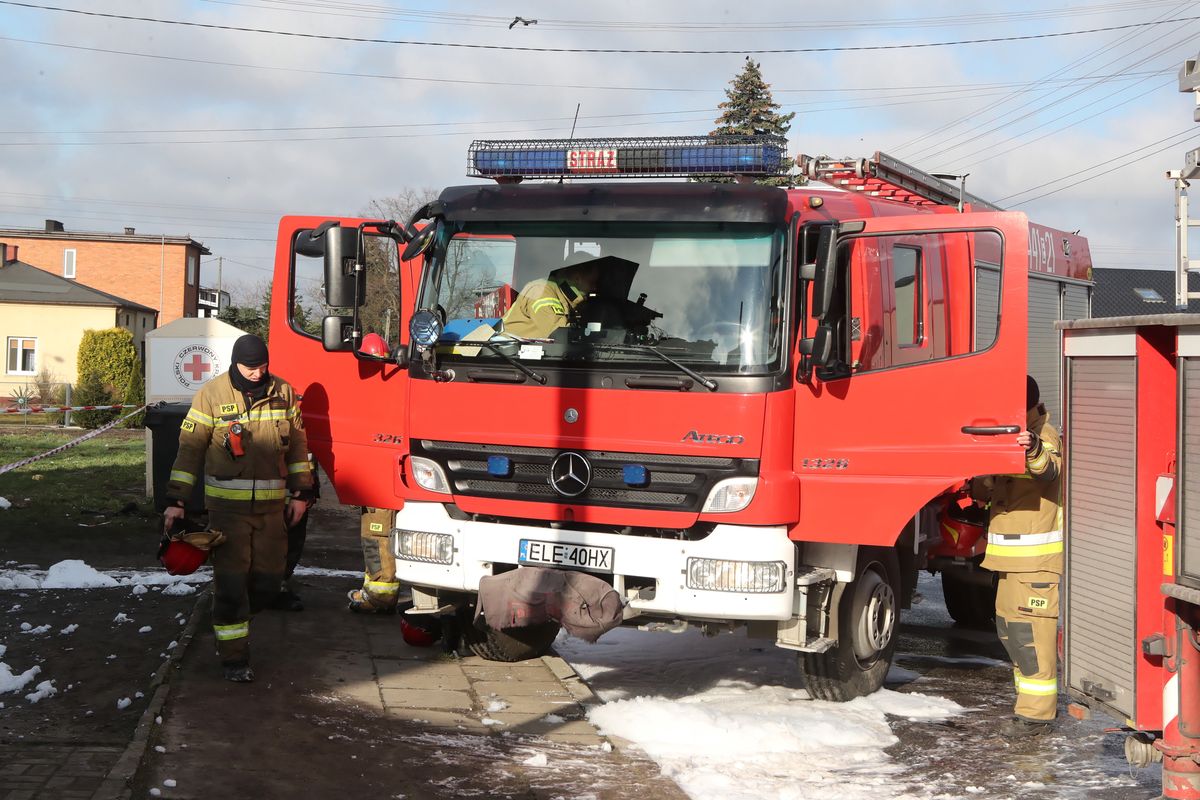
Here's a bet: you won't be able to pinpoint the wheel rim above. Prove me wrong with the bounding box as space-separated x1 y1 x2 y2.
850 564 896 664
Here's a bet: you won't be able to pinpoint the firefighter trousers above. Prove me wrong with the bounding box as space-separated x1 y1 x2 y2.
208 508 287 665
994 570 1060 721
357 507 399 610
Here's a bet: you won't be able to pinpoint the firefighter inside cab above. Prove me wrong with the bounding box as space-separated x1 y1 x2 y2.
499 252 604 339
972 376 1063 736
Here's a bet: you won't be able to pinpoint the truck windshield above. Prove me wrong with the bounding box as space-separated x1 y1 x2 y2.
419 223 785 374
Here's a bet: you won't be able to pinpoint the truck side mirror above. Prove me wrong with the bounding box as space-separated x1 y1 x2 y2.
799 323 834 365
809 226 837 321
321 315 355 352
324 227 365 308
294 229 326 258
401 224 437 263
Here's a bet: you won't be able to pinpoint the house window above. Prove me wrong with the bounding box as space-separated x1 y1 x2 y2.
6 337 36 375
63 249 76 279
187 252 197 286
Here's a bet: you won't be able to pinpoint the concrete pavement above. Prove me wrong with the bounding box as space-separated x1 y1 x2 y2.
121 579 688 800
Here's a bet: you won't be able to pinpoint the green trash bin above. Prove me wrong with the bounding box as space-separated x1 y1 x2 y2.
144 402 204 514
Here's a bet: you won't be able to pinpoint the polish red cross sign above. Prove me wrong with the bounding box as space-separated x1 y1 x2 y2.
173 344 221 391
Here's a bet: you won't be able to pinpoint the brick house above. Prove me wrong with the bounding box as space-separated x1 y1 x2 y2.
0 219 210 325
0 244 158 399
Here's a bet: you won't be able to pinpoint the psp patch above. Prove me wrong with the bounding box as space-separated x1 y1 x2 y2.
180 419 196 432
219 403 239 415
369 522 384 532
1027 596 1049 610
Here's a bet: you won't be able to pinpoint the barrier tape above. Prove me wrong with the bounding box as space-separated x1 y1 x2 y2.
0 402 159 477
1 403 141 415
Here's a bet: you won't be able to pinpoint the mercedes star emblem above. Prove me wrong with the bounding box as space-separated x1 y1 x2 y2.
549 451 591 497
564 408 579 424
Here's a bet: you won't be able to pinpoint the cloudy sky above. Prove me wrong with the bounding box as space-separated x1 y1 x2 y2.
1 0 1198 296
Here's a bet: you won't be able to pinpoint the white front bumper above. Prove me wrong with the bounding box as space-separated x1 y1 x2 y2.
391 501 796 621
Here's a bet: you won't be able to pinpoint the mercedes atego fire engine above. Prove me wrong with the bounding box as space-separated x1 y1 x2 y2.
269 135 1091 700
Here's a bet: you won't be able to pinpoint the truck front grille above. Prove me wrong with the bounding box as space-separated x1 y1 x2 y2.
414 440 758 513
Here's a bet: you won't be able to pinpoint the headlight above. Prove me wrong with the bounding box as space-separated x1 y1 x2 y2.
686 558 786 593
409 456 450 494
701 477 757 513
395 530 454 564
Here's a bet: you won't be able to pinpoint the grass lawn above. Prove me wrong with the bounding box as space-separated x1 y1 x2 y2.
0 427 151 538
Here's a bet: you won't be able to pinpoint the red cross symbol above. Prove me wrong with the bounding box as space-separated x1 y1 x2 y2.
182 353 212 382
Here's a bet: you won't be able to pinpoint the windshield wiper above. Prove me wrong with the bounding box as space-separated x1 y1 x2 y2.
445 338 547 385
589 343 718 392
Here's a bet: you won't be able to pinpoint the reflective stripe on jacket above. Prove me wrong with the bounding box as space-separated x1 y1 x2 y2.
165 372 312 512
978 405 1064 575
501 278 586 339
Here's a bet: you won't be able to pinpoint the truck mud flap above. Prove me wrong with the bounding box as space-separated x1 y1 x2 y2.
476 567 623 643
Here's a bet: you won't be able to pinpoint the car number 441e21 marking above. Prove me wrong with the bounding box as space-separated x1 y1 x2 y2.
518 539 614 572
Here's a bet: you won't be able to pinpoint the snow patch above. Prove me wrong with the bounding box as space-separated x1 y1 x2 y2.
138 626 152 633
0 497 10 509
43 560 120 589
59 624 78 635
117 697 132 709
522 752 549 767
0 662 40 694
161 581 196 596
25 680 56 703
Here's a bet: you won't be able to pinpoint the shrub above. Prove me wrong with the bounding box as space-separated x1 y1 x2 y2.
120 357 146 428
75 328 137 429
71 371 115 429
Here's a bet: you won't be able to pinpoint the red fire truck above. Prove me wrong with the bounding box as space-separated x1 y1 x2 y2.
269 135 1091 701
1058 316 1200 799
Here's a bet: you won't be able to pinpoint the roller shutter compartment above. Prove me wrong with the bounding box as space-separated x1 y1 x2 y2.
1181 359 1200 587
1065 356 1137 720
1028 278 1062 424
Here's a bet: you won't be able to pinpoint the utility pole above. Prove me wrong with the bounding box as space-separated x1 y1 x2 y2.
216 256 224 316
1171 54 1200 307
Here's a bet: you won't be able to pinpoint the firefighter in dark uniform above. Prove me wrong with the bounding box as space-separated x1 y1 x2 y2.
973 375 1063 736
347 507 401 613
163 334 314 682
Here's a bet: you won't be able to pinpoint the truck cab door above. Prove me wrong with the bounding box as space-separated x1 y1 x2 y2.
793 212 1029 545
270 216 415 509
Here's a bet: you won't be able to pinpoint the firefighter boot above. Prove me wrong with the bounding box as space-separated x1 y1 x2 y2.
999 716 1053 738
222 661 255 683
348 508 400 614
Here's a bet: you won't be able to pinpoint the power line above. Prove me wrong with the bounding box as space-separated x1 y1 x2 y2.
1001 127 1199 206
201 0 1192 33
0 33 1171 98
893 0 1196 157
3 1 1198 55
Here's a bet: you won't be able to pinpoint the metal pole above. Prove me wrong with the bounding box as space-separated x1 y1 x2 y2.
63 383 72 427
1174 173 1191 308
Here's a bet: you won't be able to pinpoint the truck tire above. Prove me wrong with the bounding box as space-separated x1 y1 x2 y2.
461 620 561 662
800 546 900 702
940 571 996 629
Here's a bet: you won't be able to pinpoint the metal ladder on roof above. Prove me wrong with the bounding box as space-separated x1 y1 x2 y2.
796 151 1002 212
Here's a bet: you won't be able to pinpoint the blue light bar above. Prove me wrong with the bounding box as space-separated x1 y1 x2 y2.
487 455 513 478
468 135 788 180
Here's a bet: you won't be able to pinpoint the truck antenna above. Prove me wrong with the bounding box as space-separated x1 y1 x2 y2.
560 103 582 185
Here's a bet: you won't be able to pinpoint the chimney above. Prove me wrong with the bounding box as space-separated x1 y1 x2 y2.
45 219 64 233
124 227 135 235
0 243 15 264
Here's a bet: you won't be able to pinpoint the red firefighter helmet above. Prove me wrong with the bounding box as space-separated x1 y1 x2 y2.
399 614 441 647
360 332 389 357
159 538 208 576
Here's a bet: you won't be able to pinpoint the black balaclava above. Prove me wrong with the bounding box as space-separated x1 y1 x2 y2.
1026 374 1040 412
229 334 271 401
